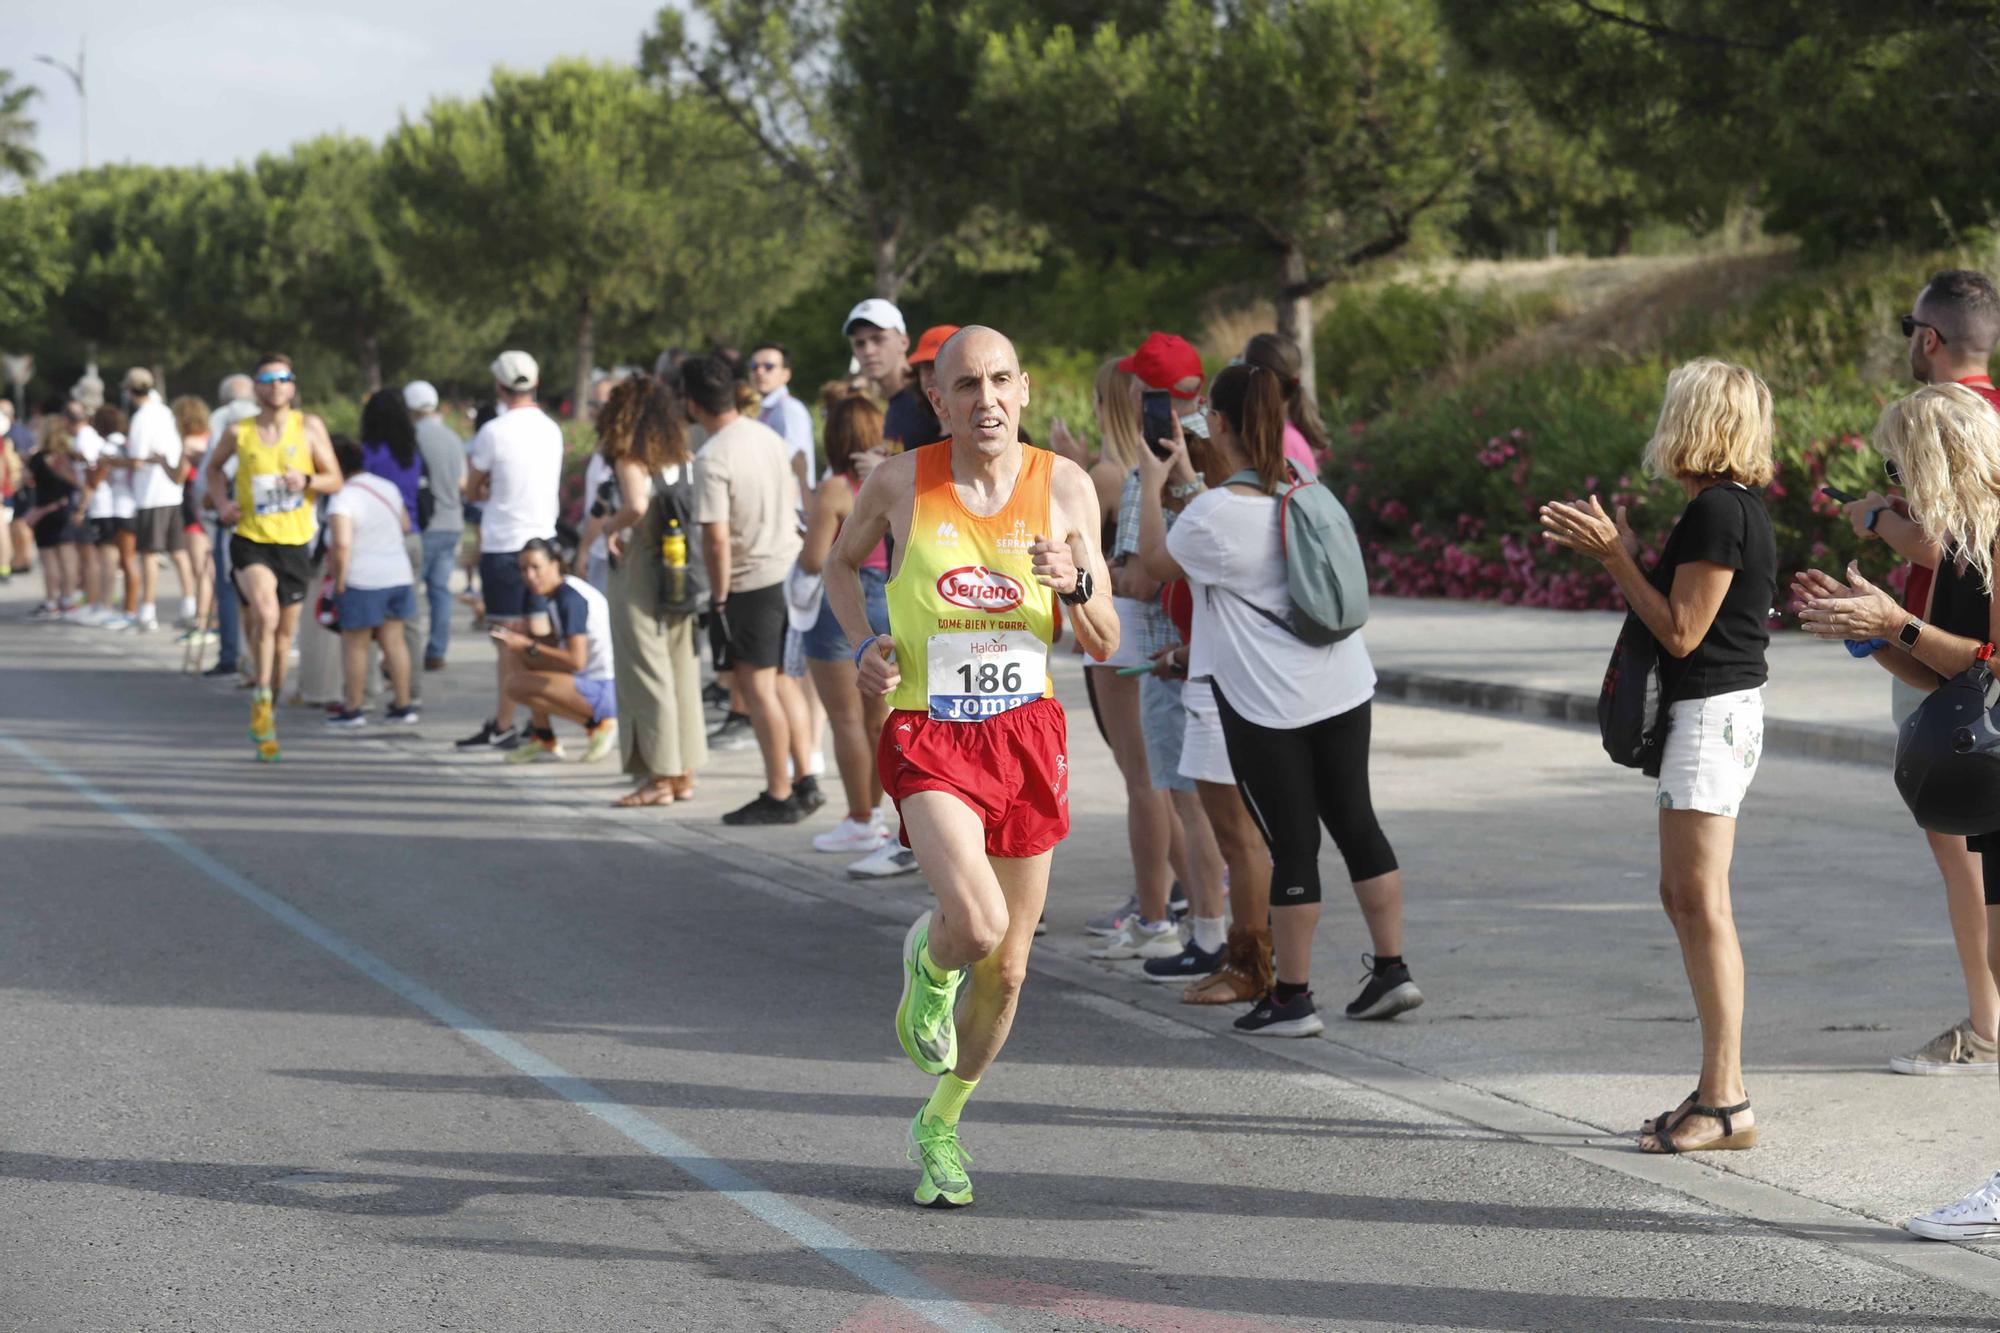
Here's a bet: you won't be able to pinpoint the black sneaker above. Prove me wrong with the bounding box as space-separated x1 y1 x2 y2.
1035 914 1048 937
1168 880 1189 919
456 719 519 750
1345 955 1425 1021
722 791 804 826
1234 991 1325 1038
324 707 367 729
202 661 240 679
1143 940 1224 984
385 704 421 725
793 774 826 816
703 680 730 712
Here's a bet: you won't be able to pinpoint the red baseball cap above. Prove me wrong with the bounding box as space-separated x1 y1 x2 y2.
909 324 963 366
1118 332 1204 400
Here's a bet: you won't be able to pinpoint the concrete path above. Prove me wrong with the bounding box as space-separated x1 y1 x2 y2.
5 581 2000 1331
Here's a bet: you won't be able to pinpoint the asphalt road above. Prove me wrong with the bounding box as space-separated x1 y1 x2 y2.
7 586 2000 1332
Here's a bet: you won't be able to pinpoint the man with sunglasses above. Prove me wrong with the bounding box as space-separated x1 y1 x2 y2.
750 342 815 502
204 353 342 762
1842 269 2000 1079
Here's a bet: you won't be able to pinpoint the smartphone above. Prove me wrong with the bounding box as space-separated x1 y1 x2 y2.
1114 662 1156 677
1821 485 1857 504
1140 389 1175 460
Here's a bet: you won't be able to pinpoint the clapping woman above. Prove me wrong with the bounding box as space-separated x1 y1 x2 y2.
1795 383 2000 1238
1540 358 1776 1153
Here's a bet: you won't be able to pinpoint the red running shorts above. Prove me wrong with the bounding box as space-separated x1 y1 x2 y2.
878 696 1070 859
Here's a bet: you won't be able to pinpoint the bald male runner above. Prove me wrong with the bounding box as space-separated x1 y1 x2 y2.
826 326 1118 1207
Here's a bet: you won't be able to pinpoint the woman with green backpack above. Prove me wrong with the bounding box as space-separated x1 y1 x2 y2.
1136 363 1421 1037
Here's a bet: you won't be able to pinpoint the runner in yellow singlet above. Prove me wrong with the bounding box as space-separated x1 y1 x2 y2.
203 353 342 761
825 326 1118 1207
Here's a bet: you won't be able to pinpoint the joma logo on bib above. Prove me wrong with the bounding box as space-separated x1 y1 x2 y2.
936 566 1024 613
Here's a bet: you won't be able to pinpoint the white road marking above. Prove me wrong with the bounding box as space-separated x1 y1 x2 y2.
0 728 1002 1333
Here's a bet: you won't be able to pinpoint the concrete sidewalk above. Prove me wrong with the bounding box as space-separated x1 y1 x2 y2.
1363 596 1901 764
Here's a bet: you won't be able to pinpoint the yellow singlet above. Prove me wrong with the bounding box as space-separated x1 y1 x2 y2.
232 411 317 547
885 442 1057 720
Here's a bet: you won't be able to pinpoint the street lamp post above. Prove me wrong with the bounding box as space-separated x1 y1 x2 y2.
34 40 86 170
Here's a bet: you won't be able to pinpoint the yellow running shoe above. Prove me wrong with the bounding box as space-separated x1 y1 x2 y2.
895 912 963 1076
908 1111 972 1208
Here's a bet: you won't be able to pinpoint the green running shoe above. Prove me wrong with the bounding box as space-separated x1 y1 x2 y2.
895 912 962 1076
908 1111 972 1208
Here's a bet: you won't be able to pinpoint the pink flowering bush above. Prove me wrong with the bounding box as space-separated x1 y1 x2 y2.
1326 360 1896 612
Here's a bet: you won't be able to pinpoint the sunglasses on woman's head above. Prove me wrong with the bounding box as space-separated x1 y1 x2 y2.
1885 458 1903 486
255 371 295 385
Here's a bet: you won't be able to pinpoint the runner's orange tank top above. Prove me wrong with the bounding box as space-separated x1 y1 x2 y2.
885 442 1056 716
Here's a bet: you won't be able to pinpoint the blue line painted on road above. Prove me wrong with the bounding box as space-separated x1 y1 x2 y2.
0 729 1003 1333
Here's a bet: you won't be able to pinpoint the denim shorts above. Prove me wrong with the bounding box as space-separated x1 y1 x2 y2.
800 565 891 662
1140 673 1195 792
335 583 416 630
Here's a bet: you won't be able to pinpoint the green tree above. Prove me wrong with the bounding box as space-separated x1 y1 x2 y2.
1439 1 2000 253
977 0 1491 390
384 59 817 414
0 189 69 341
0 71 42 184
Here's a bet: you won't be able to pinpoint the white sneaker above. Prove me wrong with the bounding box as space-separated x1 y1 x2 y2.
100 614 132 632
848 841 919 879
814 817 888 854
71 605 105 626
1909 1172 2000 1241
135 613 159 633
1089 918 1183 961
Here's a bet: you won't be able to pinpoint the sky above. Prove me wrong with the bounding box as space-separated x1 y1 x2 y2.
17 1 670 177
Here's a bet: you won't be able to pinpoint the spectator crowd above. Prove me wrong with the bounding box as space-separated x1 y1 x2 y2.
13 271 2000 1238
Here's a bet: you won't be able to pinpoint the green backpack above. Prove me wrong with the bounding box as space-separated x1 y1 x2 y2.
1218 461 1371 644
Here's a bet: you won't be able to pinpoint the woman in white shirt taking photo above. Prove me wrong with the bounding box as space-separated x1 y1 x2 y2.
325 436 418 728
1136 363 1419 1037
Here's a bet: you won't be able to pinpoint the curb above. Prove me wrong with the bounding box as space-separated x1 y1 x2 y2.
1373 668 1897 767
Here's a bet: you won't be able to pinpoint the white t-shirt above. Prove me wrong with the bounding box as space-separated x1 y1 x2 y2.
467 405 562 553
583 453 613 561
1166 487 1375 729
76 425 112 519
127 398 184 510
105 433 136 519
547 574 615 680
327 473 414 590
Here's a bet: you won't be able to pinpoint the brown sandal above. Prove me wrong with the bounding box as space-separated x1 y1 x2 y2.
1182 925 1272 1005
613 782 676 808
1641 1098 1756 1154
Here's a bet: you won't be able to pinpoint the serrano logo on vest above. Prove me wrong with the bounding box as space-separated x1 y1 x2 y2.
936 565 1025 613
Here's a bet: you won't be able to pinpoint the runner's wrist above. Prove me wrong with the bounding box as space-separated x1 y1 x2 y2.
853 634 880 666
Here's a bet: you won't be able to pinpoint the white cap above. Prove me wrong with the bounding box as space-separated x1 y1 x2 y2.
491 350 539 392
403 380 439 412
1179 409 1210 440
842 298 906 337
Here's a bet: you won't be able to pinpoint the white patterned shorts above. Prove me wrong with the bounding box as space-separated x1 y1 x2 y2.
1178 679 1236 786
1656 686 1764 819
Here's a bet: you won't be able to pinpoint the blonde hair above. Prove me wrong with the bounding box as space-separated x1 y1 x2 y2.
1093 357 1142 471
1876 382 2000 595
1641 358 1775 488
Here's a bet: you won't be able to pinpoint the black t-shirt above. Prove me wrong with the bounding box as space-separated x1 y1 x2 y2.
28 449 73 507
882 386 942 450
1928 548 1991 643
1649 482 1777 703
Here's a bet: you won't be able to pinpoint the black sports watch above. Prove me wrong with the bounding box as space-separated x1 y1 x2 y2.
1899 616 1925 650
1059 567 1095 607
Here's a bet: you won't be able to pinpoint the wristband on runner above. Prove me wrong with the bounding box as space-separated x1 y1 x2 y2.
853 634 881 666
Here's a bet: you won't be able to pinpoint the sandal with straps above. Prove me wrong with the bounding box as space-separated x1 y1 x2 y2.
1640 1089 1697 1139
1642 1097 1757 1154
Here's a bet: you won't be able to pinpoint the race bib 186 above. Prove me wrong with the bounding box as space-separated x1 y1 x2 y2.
926 630 1047 721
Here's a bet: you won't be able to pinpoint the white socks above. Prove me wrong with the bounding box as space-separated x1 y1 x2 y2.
1192 916 1227 952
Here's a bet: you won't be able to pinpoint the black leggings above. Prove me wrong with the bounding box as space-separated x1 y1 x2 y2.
1213 687 1398 903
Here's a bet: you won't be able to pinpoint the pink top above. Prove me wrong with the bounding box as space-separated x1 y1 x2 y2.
1282 421 1317 475
845 472 890 571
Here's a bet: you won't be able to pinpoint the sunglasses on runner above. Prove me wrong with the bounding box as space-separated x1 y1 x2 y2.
255 371 295 385
1901 314 1949 345
1885 458 1903 486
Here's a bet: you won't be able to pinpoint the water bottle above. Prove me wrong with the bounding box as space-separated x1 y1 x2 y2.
661 518 687 606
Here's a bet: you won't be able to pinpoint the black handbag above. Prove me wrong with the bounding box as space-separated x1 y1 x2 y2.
1599 611 1669 776
650 468 708 618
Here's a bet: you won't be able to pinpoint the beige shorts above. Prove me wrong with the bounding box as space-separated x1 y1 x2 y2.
1178 679 1236 786
1656 687 1764 819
